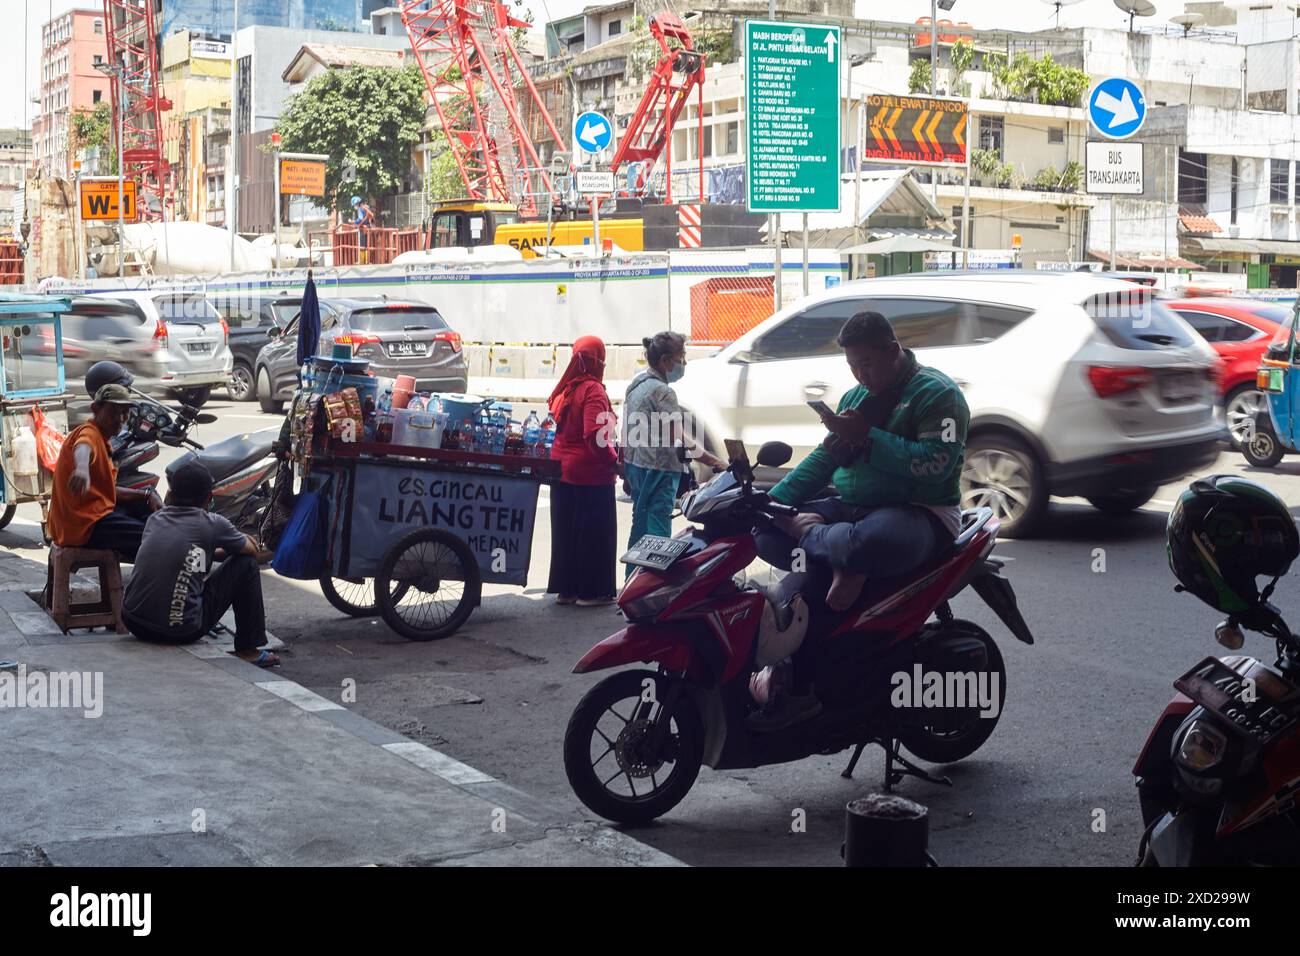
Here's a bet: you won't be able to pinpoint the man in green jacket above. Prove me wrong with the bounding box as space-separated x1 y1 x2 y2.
761 310 969 610
751 311 969 728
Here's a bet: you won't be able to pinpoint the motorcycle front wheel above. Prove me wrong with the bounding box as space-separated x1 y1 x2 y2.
563 669 704 825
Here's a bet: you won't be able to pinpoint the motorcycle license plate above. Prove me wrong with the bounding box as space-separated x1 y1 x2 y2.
1174 656 1300 745
621 534 690 571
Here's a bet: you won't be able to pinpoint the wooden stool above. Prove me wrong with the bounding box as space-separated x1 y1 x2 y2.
44 546 127 635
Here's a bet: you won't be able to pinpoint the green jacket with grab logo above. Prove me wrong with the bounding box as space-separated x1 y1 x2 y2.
768 350 970 511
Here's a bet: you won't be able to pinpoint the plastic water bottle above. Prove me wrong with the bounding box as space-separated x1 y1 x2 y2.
490 422 506 456
472 422 486 454
523 410 541 455
541 414 556 459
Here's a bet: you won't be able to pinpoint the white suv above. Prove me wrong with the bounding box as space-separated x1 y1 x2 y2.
674 272 1224 536
68 291 233 406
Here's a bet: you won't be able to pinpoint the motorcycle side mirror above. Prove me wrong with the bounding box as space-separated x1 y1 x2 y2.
194 413 218 425
756 441 793 468
1215 619 1245 651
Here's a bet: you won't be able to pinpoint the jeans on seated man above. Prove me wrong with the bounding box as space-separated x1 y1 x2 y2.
47 383 161 562
748 311 970 731
122 459 280 668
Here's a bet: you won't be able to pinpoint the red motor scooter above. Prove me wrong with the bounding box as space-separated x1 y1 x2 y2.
563 441 1034 825
1134 604 1300 866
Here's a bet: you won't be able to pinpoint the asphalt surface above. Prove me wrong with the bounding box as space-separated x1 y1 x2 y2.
10 395 1300 867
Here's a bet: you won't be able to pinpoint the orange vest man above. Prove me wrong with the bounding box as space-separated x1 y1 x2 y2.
47 384 161 561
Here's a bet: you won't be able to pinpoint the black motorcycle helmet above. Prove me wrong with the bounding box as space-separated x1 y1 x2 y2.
85 360 134 397
1167 475 1299 614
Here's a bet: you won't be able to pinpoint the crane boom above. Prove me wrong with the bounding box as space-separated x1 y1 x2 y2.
400 0 567 217
608 13 706 202
102 0 172 221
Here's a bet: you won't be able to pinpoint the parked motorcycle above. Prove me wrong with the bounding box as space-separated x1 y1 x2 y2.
563 440 1034 825
112 390 279 534
1134 475 1300 866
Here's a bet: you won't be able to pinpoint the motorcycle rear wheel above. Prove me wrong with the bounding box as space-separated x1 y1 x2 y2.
564 669 704 825
900 622 1006 765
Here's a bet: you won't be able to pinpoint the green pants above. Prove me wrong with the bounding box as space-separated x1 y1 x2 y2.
625 462 679 576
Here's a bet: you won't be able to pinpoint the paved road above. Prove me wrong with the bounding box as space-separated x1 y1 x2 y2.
11 398 1300 866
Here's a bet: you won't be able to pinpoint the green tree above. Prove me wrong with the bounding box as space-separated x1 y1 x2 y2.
424 132 466 203
950 39 974 87
908 58 933 94
69 103 117 174
275 63 428 213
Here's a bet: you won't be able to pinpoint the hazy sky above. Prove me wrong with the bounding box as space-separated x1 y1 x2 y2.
0 0 1211 130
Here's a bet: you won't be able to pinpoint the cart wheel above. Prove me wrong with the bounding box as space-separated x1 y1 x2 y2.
0 505 14 531
319 575 410 618
375 529 481 641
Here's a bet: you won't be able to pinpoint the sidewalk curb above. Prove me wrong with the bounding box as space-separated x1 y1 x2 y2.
181 644 686 866
0 539 684 866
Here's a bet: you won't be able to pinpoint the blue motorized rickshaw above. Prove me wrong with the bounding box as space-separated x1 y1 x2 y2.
1243 298 1300 468
0 294 71 532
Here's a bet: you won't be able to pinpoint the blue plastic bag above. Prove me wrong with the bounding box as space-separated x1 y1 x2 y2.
272 480 330 579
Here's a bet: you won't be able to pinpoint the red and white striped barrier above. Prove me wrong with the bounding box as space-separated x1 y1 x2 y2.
677 204 702 248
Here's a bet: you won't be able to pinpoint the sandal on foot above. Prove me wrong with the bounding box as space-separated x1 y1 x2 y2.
235 649 281 668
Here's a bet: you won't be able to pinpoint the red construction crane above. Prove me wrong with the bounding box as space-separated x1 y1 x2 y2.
399 0 568 218
102 0 172 221
608 13 705 204
402 2 707 219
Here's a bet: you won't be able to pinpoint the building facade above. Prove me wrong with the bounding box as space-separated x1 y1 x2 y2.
0 130 34 236
160 0 390 38
32 7 112 179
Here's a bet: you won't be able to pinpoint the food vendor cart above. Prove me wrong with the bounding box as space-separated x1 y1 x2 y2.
307 437 559 640
0 294 71 534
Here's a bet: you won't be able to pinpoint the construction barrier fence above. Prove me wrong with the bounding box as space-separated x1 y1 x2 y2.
0 242 23 285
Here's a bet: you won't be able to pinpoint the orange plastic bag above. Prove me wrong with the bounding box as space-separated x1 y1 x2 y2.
30 406 65 472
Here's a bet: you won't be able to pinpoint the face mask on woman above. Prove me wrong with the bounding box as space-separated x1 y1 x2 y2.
665 358 686 383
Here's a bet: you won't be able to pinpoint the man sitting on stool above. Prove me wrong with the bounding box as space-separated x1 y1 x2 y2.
47 383 161 562
122 459 280 668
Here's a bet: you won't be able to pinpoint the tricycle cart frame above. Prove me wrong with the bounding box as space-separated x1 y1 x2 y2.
0 294 72 535
309 440 559 640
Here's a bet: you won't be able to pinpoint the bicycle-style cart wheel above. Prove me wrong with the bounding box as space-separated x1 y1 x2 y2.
319 576 411 618
374 528 481 641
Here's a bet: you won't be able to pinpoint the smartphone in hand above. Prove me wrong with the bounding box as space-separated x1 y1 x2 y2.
806 399 834 419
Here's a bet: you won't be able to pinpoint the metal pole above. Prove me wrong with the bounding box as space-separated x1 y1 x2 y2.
591 153 600 257
961 110 971 268
853 95 863 280
274 147 281 271
116 72 125 274
1109 194 1117 272
802 213 810 295
930 0 938 205
769 0 780 311
73 166 83 281
1163 143 1169 288
230 0 239 272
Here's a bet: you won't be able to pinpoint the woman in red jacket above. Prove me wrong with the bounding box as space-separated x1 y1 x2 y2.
547 335 618 606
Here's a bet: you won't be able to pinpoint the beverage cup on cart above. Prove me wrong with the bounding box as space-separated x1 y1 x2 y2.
392 374 417 410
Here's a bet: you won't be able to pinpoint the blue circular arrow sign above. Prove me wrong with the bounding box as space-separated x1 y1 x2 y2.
573 110 613 154
1087 77 1146 140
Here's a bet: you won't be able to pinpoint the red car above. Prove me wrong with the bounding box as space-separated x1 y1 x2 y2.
1165 298 1291 448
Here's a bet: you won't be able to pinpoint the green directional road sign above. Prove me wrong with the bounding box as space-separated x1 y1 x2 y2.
745 19 842 213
